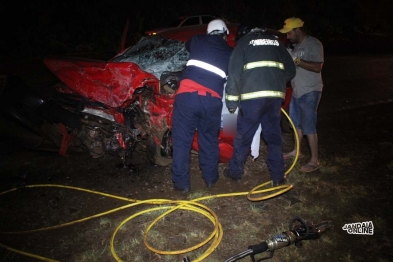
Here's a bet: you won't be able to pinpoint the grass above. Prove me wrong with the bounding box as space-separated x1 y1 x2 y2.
77 248 105 262
99 217 112 228
1 135 391 262
100 175 384 261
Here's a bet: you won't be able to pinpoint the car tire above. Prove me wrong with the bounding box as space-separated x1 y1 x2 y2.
146 129 172 166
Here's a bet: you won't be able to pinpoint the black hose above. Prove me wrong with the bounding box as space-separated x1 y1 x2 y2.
224 241 269 262
248 242 269 255
224 249 254 262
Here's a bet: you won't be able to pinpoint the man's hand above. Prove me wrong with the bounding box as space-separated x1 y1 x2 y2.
229 108 236 114
294 57 301 66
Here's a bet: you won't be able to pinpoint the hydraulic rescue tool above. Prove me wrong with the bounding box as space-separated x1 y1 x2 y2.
183 216 333 262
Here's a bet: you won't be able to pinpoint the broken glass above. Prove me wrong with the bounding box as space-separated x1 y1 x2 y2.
111 35 189 79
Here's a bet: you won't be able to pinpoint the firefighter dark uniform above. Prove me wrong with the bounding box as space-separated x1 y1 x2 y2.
225 28 296 184
172 28 232 192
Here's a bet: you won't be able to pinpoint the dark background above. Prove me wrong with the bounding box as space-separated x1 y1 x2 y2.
2 0 393 62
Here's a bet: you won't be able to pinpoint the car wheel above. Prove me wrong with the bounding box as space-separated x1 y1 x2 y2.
146 129 172 166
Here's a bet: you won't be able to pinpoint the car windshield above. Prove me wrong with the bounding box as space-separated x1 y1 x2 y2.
111 35 189 79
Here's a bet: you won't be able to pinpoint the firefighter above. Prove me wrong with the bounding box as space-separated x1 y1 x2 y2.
224 27 296 185
171 19 233 193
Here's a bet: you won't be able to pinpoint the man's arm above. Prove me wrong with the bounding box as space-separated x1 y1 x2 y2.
225 45 243 111
295 39 324 73
295 59 323 73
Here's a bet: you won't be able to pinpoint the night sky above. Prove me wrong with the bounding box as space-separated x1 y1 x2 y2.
2 0 393 61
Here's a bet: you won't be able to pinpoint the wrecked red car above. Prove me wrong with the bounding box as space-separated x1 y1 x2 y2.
2 23 291 167
2 35 228 166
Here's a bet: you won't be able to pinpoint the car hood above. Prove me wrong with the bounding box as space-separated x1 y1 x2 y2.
43 36 189 108
43 57 157 108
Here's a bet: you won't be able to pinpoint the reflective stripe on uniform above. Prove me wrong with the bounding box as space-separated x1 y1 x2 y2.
241 90 285 100
225 94 240 101
187 59 227 78
244 61 284 71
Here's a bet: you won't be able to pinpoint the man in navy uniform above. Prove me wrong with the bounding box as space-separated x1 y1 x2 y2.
171 19 233 192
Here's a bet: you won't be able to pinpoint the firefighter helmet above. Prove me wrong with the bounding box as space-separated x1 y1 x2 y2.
207 19 229 36
235 24 266 42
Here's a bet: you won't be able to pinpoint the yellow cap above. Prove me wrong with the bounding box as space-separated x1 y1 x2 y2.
278 17 304 33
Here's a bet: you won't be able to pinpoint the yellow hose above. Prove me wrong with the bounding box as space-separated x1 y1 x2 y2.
0 109 300 261
246 108 299 201
281 108 300 176
0 242 59 262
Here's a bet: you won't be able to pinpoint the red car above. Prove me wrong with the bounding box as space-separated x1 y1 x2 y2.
145 15 217 36
4 20 292 166
151 20 239 48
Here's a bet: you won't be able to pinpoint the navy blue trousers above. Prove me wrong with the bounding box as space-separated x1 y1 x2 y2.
229 98 285 183
171 92 222 189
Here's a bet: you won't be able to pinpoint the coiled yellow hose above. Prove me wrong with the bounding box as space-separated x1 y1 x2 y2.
0 108 300 261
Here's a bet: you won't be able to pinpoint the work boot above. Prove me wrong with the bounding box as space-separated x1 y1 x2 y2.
205 178 218 188
272 178 287 187
173 185 191 193
223 167 241 182
206 181 216 188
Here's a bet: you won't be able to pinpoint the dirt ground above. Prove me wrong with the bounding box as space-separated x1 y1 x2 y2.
1 54 393 262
